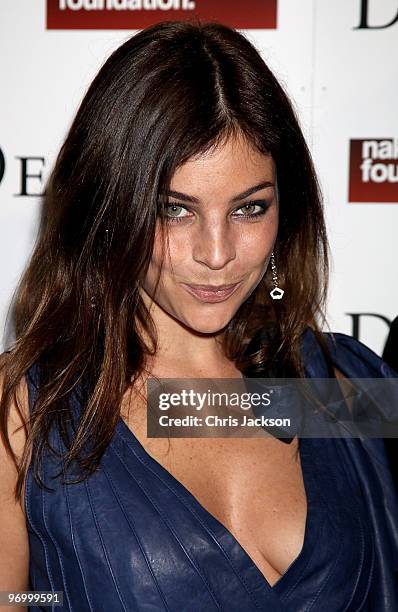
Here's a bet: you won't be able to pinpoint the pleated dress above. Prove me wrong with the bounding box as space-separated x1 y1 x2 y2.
25 329 398 611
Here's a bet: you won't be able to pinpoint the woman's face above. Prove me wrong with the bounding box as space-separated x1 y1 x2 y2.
140 134 279 334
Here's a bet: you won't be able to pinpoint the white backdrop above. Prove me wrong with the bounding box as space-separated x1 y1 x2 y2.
1 0 397 355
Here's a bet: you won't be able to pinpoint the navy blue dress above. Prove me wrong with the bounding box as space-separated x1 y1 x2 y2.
25 329 398 611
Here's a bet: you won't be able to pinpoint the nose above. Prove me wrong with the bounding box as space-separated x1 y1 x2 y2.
191 219 237 270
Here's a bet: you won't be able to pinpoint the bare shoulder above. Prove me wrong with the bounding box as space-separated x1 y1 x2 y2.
0 351 31 471
0 351 30 600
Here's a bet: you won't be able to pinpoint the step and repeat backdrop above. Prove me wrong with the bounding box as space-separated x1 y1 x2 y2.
0 0 397 355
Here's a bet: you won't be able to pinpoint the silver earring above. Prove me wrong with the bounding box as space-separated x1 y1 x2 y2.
269 251 284 300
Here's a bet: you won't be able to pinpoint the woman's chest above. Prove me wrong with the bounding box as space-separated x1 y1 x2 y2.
122 394 308 587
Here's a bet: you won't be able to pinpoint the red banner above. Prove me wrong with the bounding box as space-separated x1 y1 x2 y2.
46 0 277 30
349 139 398 203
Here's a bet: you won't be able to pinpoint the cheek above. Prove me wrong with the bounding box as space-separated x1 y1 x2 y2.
239 219 278 262
148 230 188 277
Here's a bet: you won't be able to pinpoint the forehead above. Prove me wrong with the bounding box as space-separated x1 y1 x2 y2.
170 135 275 192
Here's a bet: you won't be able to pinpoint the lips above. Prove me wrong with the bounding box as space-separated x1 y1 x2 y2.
187 283 238 291
181 281 242 303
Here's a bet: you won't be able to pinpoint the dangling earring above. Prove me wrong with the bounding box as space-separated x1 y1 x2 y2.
269 251 284 300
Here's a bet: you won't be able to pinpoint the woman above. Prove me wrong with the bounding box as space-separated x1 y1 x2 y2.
0 19 397 612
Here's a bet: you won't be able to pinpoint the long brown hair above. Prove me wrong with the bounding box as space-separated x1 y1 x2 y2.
0 19 333 502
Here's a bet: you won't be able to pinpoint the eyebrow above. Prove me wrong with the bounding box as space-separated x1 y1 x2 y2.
162 181 275 204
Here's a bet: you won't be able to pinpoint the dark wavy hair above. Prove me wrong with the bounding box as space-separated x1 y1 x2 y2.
0 19 334 502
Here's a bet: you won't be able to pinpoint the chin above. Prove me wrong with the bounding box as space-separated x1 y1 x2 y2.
181 311 234 334
189 324 229 335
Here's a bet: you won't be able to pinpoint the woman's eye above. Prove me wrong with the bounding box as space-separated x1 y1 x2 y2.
166 204 187 217
160 203 191 223
233 201 270 219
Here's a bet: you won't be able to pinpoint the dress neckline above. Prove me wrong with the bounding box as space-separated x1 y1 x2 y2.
113 410 325 598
